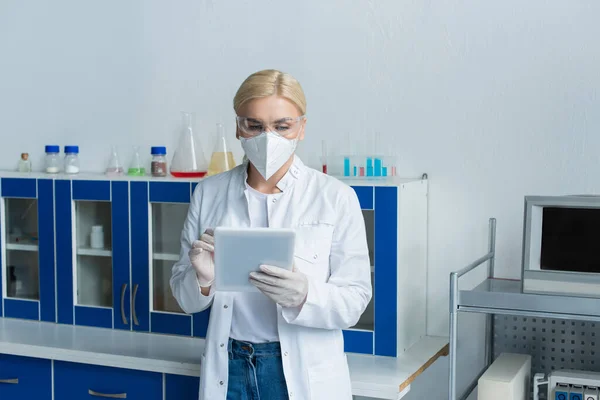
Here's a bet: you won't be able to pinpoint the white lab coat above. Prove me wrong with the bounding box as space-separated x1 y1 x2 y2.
170 156 372 400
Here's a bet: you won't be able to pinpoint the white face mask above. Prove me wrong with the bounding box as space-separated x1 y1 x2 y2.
240 131 297 180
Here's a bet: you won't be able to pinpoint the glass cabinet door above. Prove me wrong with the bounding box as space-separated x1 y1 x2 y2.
352 209 374 331
74 201 112 308
151 202 188 314
4 198 39 301
56 179 130 330
1 177 55 322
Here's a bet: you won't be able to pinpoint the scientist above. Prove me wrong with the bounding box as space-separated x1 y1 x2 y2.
171 69 372 400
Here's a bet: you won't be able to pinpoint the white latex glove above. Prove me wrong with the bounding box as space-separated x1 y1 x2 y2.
249 265 308 308
189 229 215 287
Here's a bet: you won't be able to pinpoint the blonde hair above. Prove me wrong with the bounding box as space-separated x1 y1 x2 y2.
233 69 306 115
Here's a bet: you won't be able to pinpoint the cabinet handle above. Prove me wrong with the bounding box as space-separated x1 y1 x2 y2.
120 283 128 325
0 378 18 384
88 389 127 398
132 283 139 326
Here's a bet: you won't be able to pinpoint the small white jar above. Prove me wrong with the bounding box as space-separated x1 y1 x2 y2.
90 225 104 249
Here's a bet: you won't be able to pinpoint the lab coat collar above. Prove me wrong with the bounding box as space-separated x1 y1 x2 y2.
240 154 304 193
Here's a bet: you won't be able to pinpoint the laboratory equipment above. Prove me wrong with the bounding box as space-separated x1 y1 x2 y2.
213 227 295 292
207 123 235 176
45 145 61 173
332 154 397 179
18 153 31 172
64 146 80 174
170 112 208 178
477 353 531 400
321 140 327 174
90 225 104 249
105 145 124 176
150 146 167 177
533 370 600 400
522 195 600 298
127 146 146 176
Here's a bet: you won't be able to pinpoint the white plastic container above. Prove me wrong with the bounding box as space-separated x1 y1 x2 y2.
90 225 104 249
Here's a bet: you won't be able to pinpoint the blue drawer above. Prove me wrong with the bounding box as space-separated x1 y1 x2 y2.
54 361 162 400
0 354 51 400
165 374 199 400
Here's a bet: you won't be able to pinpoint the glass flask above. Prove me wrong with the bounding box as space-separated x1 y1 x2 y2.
170 112 208 178
105 145 124 176
207 123 236 176
127 146 146 176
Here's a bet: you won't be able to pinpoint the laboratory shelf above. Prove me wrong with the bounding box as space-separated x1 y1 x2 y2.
0 318 447 400
449 218 600 400
153 253 179 262
459 278 600 322
76 247 113 257
5 243 39 252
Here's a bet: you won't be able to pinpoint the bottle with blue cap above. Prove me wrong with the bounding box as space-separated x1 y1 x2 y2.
45 145 61 174
151 146 167 177
64 145 80 174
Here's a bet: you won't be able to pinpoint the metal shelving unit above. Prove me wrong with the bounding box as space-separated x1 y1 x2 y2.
448 218 600 400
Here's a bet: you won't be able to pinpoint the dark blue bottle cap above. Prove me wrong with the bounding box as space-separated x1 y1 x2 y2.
64 146 79 154
151 146 167 155
45 145 60 153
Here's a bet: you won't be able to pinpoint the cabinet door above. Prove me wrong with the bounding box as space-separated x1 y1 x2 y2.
54 361 162 400
56 180 131 330
165 374 199 400
1 178 55 322
132 181 195 336
0 354 51 400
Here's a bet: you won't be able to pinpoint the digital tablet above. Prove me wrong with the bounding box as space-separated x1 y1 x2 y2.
213 227 296 292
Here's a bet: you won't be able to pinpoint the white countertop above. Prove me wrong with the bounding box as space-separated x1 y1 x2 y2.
0 318 447 400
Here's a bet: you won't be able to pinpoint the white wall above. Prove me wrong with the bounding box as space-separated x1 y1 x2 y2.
2 0 599 397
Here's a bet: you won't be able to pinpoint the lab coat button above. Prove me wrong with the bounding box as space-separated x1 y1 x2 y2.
284 352 288 356
224 305 228 309
272 198 277 203
220 343 224 348
219 381 224 385
313 254 318 259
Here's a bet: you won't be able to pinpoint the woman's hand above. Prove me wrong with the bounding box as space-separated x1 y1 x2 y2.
249 264 308 308
189 229 215 288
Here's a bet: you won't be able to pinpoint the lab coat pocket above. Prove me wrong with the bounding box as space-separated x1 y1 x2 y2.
294 223 333 279
307 354 352 400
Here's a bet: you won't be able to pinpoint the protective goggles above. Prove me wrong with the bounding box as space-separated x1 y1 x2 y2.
236 116 306 138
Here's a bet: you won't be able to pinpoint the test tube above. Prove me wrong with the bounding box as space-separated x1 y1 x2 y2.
366 157 373 177
373 131 382 177
321 140 328 174
343 132 351 177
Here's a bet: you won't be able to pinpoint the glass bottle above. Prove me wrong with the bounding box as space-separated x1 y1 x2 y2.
207 123 236 176
151 146 168 177
170 112 208 178
18 153 32 173
127 146 146 176
45 145 61 174
105 145 124 176
64 146 80 174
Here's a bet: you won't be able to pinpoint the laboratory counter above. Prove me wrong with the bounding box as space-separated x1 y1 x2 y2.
0 318 447 399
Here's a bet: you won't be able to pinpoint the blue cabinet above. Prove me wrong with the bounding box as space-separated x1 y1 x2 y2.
343 182 428 357
165 374 199 400
0 178 55 322
56 179 131 330
130 181 210 337
54 361 162 400
0 354 51 400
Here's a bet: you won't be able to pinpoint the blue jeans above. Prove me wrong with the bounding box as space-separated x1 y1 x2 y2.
227 338 289 400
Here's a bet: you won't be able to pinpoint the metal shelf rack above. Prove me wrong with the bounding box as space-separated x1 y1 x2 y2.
448 218 600 400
